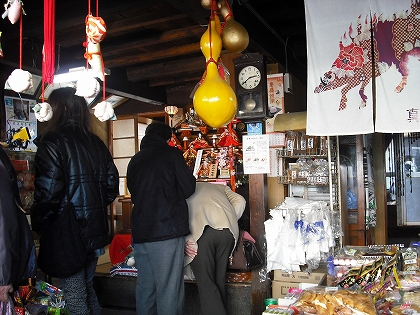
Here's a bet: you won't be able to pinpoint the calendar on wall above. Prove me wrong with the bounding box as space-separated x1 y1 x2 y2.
4 96 38 151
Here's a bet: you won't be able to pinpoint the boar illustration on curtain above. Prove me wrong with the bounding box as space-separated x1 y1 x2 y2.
305 0 420 135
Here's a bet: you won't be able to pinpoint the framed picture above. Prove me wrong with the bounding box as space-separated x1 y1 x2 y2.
4 74 43 98
105 94 128 108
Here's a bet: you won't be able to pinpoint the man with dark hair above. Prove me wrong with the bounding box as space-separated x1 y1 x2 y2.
127 121 196 315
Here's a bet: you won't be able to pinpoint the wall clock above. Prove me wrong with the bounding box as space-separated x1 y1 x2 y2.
234 53 270 121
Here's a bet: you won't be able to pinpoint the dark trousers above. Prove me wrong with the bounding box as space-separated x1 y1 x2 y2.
133 237 185 315
190 227 234 315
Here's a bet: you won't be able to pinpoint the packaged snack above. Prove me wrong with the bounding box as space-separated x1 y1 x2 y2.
335 267 361 288
391 302 420 315
294 287 376 315
403 291 420 305
401 247 420 274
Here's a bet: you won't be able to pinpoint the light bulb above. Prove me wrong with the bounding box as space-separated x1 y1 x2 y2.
245 98 256 111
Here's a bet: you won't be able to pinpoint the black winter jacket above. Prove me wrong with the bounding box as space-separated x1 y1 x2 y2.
0 147 36 288
127 133 196 243
30 124 119 251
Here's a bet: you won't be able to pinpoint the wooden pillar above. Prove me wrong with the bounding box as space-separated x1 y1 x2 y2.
249 173 270 315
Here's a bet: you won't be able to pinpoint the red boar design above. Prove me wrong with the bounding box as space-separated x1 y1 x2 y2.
314 0 420 111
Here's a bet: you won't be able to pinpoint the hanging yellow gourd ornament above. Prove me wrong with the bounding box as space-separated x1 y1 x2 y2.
193 1 237 128
199 19 222 62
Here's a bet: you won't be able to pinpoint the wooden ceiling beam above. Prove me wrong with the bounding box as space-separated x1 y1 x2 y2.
107 11 188 36
18 0 163 40
102 25 204 57
149 72 203 87
105 43 200 68
55 11 189 48
127 56 204 81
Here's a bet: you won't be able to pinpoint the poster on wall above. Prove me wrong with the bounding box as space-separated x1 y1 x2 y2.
265 73 284 133
4 96 37 151
243 134 270 174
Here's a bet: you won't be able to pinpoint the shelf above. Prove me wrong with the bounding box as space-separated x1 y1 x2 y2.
278 176 329 186
276 148 327 159
275 135 343 251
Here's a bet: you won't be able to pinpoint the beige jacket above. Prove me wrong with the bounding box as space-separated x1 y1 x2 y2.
184 182 246 276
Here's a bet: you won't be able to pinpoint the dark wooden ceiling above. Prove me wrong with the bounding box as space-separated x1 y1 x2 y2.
0 0 306 115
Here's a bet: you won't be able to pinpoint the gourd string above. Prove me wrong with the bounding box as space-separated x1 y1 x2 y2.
206 0 217 66
221 0 233 31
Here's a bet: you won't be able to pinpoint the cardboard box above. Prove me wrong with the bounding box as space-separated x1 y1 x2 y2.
274 270 326 283
271 271 327 298
272 281 300 298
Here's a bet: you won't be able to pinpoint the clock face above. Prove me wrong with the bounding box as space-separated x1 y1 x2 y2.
238 66 261 90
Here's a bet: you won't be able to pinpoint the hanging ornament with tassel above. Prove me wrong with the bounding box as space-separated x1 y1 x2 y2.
5 1 33 94
218 0 249 53
200 0 249 54
193 0 237 128
79 0 114 121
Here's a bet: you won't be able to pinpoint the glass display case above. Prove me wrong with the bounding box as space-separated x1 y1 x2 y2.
339 135 366 246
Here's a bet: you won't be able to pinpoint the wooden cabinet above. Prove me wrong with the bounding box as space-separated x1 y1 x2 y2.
119 198 133 234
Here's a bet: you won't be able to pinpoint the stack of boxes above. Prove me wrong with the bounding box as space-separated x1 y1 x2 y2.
271 270 327 299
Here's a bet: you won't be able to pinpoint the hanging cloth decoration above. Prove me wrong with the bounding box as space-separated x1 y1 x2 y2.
2 0 25 24
31 0 54 122
42 0 55 86
83 0 114 121
86 14 106 43
83 12 106 80
5 1 33 94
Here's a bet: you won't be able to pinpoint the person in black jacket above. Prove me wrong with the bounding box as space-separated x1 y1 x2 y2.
127 121 196 315
30 87 119 315
0 145 36 304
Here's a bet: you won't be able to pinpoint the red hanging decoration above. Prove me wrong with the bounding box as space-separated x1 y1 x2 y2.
42 0 55 87
84 0 106 102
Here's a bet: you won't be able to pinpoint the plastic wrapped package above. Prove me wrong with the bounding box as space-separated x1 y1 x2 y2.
262 305 301 314
390 302 420 314
400 247 420 275
265 198 335 273
293 287 376 315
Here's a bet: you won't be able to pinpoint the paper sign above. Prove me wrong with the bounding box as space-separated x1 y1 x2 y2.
243 134 270 174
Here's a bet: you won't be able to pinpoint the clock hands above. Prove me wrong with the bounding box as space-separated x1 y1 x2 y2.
242 75 258 84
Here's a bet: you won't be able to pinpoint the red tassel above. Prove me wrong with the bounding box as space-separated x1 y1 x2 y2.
43 0 55 85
